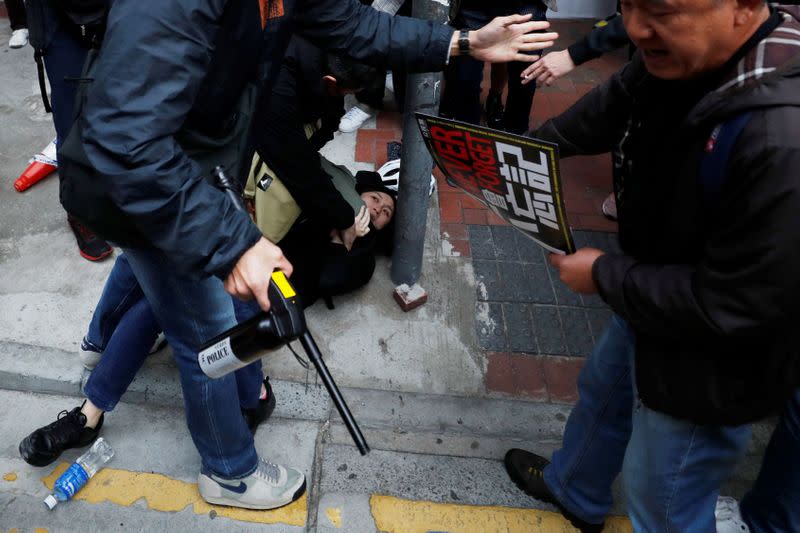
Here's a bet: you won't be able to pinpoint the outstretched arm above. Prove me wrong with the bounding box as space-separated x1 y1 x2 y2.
296 1 556 72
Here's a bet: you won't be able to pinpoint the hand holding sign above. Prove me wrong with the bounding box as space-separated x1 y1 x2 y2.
548 248 605 294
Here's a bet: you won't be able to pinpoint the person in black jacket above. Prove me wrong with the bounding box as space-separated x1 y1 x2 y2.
255 36 383 253
504 2 800 531
440 0 556 134
22 0 113 260
521 6 631 221
252 36 395 306
49 0 558 511
276 170 398 308
521 6 630 88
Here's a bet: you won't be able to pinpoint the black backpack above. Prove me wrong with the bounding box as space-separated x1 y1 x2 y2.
30 0 109 113
56 0 109 47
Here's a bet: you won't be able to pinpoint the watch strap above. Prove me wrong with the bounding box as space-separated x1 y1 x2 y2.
458 29 470 55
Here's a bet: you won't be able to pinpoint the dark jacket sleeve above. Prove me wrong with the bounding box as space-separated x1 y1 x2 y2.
593 109 800 339
80 0 262 279
531 58 643 156
295 0 453 72
567 15 629 66
259 60 355 231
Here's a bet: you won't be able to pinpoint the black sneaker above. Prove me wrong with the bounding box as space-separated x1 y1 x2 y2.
67 215 113 262
504 449 604 533
19 405 103 467
242 377 276 435
485 90 505 130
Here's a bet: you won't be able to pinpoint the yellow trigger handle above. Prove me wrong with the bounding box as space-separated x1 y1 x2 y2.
271 271 297 298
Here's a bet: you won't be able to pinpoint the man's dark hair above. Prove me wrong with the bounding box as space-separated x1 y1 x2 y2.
323 54 383 91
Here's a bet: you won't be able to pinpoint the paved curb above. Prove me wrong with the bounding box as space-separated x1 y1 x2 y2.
0 338 772 469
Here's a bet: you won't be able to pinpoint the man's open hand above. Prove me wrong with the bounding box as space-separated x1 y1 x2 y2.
548 247 604 294
467 15 558 63
224 237 293 312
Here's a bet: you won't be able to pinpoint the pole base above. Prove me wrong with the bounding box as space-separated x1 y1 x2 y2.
392 283 428 312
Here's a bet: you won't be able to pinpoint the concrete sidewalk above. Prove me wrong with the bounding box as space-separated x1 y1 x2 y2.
0 16 767 533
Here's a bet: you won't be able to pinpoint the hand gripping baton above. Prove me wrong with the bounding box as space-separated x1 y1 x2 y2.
200 167 370 455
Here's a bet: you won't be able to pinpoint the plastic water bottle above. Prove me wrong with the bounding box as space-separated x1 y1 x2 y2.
44 438 114 510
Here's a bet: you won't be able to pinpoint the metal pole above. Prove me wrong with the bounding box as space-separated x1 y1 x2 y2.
390 0 450 286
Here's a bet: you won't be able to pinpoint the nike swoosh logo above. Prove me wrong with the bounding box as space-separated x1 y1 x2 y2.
214 479 248 494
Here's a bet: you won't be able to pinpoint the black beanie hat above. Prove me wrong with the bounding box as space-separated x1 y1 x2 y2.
354 170 397 201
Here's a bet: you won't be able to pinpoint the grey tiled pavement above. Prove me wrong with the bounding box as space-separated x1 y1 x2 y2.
472 226 618 357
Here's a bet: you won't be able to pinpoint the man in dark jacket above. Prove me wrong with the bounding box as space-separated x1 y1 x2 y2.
504 1 800 531
55 0 557 511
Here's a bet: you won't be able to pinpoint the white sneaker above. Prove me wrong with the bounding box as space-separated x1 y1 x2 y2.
339 105 374 133
601 192 618 220
198 458 306 510
716 496 750 533
79 337 103 370
9 28 29 49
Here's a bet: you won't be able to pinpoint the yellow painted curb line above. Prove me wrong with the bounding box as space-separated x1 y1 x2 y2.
370 495 632 533
42 462 306 526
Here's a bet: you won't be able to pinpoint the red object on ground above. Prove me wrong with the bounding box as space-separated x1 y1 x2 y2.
14 139 59 192
14 160 58 192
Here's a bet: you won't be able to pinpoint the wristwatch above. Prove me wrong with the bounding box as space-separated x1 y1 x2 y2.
458 29 470 55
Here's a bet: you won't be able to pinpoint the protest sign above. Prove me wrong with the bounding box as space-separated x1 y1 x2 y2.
416 114 575 254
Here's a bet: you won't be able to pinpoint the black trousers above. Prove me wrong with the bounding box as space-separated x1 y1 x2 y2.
440 1 548 134
7 0 27 30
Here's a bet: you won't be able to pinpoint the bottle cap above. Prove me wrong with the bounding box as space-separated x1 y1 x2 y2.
44 494 58 510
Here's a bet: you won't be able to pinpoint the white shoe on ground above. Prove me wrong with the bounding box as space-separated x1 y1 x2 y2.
198 458 306 510
716 496 750 533
601 192 618 221
9 29 28 49
339 105 374 133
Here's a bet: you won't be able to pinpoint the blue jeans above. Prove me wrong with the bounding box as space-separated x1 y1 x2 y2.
440 2 546 134
86 250 261 477
84 255 264 412
544 316 753 530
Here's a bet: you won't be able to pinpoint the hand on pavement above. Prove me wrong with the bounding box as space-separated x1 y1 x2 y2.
521 49 576 86
548 247 604 294
466 15 558 63
224 237 293 312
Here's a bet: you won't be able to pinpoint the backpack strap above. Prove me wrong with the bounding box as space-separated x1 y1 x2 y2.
699 111 753 208
34 50 52 113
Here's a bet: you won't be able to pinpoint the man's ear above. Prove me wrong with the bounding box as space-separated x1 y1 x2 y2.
322 75 339 96
734 0 768 26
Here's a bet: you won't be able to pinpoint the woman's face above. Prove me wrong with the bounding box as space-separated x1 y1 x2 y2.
361 191 395 230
